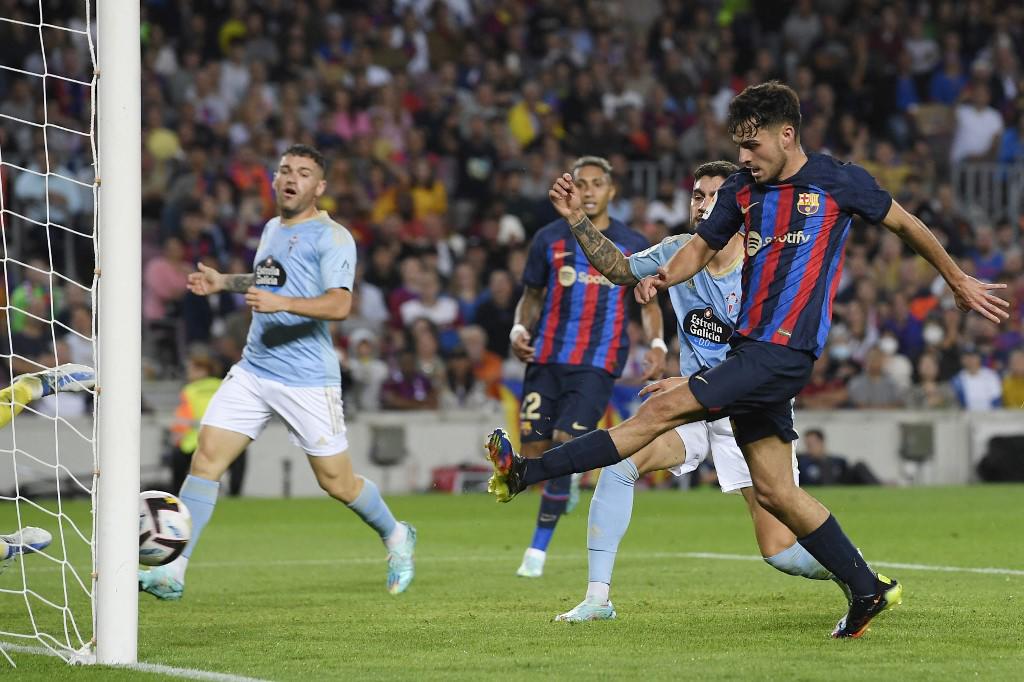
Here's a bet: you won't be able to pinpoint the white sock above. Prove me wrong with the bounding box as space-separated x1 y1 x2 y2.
166 555 188 582
586 581 610 603
384 522 408 550
524 547 546 562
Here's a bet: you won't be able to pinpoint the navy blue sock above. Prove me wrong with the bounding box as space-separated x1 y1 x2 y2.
530 475 571 551
798 515 877 596
523 430 621 486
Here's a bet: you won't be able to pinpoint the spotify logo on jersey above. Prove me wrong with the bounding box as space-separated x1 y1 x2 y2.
255 257 287 287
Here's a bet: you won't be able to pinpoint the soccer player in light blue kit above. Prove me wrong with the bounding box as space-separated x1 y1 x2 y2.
549 162 838 621
139 145 416 600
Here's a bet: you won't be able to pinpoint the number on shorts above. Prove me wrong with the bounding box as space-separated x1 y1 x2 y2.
520 392 542 421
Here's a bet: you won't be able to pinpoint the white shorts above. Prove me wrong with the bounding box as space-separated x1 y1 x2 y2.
669 419 799 494
201 365 349 456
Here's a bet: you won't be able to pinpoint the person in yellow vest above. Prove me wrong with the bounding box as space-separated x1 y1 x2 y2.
1003 349 1024 408
170 347 247 495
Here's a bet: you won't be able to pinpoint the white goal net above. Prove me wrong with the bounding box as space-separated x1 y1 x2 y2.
0 0 139 667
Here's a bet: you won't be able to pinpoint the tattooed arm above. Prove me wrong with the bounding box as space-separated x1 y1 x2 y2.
187 262 253 296
566 210 639 286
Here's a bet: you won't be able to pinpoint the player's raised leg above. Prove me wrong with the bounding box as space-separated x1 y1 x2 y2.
0 526 53 575
139 423 251 600
0 363 95 429
486 376 705 501
307 452 416 594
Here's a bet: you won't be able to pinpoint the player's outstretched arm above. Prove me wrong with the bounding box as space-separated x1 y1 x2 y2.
548 172 637 285
187 262 252 296
639 299 667 380
880 201 1009 323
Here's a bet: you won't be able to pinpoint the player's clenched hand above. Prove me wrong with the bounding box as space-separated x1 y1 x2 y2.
951 276 1010 323
638 376 687 398
187 262 224 296
641 345 667 381
245 287 289 314
511 328 536 363
548 172 582 220
634 270 670 304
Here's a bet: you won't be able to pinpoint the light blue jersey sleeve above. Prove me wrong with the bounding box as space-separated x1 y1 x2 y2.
318 225 357 290
627 234 692 279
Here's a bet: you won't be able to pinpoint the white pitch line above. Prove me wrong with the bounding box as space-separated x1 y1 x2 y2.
0 642 271 681
192 550 1024 577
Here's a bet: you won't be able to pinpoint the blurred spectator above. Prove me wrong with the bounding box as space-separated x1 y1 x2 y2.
1003 349 1024 409
439 345 492 410
380 348 437 410
345 330 389 412
904 353 957 409
951 347 1003 410
950 84 1004 164
400 270 461 341
9 258 63 334
848 347 905 408
797 429 880 486
797 356 849 409
458 324 503 395
796 430 848 486
144 237 189 324
472 270 518 358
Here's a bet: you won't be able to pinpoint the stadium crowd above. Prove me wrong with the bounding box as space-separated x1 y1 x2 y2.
1 0 1022 415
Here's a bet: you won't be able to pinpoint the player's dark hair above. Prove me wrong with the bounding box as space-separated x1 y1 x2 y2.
694 160 739 181
726 81 802 139
282 143 328 175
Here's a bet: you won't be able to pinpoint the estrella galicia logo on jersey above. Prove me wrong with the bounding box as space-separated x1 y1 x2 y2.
684 307 732 348
797 192 821 216
255 257 287 288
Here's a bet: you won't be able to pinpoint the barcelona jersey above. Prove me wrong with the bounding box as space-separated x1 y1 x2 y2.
522 218 649 377
696 154 892 357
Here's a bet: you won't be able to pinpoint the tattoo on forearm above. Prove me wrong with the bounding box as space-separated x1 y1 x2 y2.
223 274 255 292
569 215 638 285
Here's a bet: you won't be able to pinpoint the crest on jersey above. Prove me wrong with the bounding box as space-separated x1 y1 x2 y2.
797 192 821 216
726 292 739 315
558 265 576 287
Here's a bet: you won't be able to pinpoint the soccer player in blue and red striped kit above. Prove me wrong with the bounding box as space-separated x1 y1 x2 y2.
507 155 665 578
488 82 1009 637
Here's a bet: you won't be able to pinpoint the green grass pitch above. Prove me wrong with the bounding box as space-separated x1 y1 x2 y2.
3 484 1024 680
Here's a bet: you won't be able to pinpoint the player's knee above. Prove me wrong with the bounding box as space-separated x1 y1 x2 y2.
752 481 797 518
316 469 361 503
189 447 224 480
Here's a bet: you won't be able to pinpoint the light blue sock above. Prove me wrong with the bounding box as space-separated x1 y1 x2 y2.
587 458 640 584
764 541 832 580
179 475 220 560
347 477 398 540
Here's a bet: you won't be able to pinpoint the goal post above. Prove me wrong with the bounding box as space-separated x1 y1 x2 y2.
94 0 140 665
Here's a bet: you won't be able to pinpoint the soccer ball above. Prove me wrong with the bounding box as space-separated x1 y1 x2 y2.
138 491 192 566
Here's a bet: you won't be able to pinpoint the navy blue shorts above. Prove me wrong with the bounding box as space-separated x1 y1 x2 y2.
519 363 615 443
688 335 815 446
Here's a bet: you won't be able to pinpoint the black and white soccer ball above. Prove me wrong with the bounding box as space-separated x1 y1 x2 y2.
139 491 192 566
